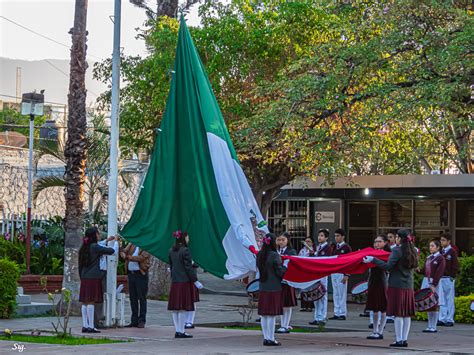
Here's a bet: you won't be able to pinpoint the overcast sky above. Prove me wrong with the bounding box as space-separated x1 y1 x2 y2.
0 0 200 61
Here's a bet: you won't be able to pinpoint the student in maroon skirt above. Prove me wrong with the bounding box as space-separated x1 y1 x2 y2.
168 231 203 339
276 232 297 333
366 234 391 340
79 227 116 333
257 233 287 346
363 229 418 348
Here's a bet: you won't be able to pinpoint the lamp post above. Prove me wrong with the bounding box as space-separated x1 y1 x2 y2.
21 91 44 274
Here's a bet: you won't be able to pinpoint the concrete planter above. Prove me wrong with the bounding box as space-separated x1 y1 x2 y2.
19 275 129 294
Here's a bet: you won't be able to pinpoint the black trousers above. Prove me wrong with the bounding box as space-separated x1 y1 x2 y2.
128 271 148 325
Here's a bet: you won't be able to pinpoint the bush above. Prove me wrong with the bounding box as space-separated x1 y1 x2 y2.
0 259 20 318
454 294 474 324
456 254 474 296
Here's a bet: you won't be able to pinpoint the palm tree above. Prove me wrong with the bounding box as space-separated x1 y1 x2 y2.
63 0 88 303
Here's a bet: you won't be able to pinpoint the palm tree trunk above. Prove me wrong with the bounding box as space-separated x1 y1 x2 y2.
63 0 88 304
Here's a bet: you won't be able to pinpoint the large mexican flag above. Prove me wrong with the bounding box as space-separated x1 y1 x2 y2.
120 17 263 279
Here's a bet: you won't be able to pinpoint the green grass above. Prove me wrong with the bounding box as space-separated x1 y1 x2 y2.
223 326 324 333
0 334 128 345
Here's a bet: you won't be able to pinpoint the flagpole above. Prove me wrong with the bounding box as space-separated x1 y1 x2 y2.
106 0 121 327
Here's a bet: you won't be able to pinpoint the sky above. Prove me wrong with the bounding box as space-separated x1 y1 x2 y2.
0 0 200 61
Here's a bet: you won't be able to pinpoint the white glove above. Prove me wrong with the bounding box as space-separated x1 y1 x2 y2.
363 256 374 264
283 259 290 267
194 281 204 289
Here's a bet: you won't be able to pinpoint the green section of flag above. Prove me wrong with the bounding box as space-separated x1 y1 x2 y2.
121 16 232 277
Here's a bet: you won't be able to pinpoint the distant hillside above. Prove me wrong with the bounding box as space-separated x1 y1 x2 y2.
0 57 108 106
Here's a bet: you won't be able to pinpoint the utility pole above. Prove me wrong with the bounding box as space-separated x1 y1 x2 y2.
105 0 121 327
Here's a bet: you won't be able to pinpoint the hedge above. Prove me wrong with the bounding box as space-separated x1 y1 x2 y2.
0 258 20 318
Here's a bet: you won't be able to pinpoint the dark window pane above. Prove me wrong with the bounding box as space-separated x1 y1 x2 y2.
415 200 449 228
349 203 376 228
456 201 474 228
414 230 444 253
379 200 412 228
455 230 474 255
348 229 376 251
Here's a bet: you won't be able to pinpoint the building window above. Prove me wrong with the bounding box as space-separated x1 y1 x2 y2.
414 200 449 228
455 200 474 255
268 200 308 247
379 200 412 229
348 202 377 251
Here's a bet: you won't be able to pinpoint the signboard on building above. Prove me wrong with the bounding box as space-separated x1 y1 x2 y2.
315 211 335 223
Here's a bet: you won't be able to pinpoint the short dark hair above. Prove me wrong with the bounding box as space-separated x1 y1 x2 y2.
318 229 329 239
334 228 345 236
440 232 452 241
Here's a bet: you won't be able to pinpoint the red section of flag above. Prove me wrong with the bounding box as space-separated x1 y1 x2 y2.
249 246 390 282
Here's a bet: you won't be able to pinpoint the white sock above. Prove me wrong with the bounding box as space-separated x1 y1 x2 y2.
394 317 403 342
432 312 438 330
373 311 380 334
268 316 276 341
369 311 374 324
379 313 387 335
81 305 88 328
402 317 411 341
283 308 292 329
172 312 180 332
186 310 195 324
260 316 269 340
178 311 186 333
86 304 95 329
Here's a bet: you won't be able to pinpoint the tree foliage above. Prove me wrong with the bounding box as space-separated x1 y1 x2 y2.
94 0 473 212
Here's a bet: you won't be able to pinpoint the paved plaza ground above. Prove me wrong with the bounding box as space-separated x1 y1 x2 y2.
1 292 473 355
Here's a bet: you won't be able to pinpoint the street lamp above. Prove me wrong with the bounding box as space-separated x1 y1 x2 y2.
21 91 44 274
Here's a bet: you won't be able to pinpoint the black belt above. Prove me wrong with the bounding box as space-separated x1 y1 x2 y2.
128 270 141 274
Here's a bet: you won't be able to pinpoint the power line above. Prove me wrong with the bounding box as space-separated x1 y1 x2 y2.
0 15 103 61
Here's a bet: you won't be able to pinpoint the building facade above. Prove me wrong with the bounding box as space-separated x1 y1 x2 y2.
267 175 474 255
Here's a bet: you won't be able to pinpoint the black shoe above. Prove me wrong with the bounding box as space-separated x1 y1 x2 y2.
368 323 373 329
390 341 405 347
276 327 290 334
329 315 339 320
125 323 138 328
309 320 320 325
175 332 193 338
423 328 437 333
445 322 454 327
82 327 89 333
338 316 346 320
403 340 408 347
359 312 370 317
386 318 394 323
367 333 383 340
185 323 195 329
137 322 146 328
264 340 281 346
256 317 261 322
437 321 446 326
88 328 101 333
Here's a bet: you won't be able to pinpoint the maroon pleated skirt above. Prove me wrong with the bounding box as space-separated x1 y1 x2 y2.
386 286 415 317
258 290 283 316
79 278 103 303
168 282 196 311
282 284 297 307
365 283 387 312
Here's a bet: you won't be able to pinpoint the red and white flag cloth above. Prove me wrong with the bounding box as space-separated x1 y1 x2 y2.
249 246 390 289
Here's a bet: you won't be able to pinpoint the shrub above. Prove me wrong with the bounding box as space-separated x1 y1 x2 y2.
0 259 20 318
454 294 474 324
456 254 474 296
